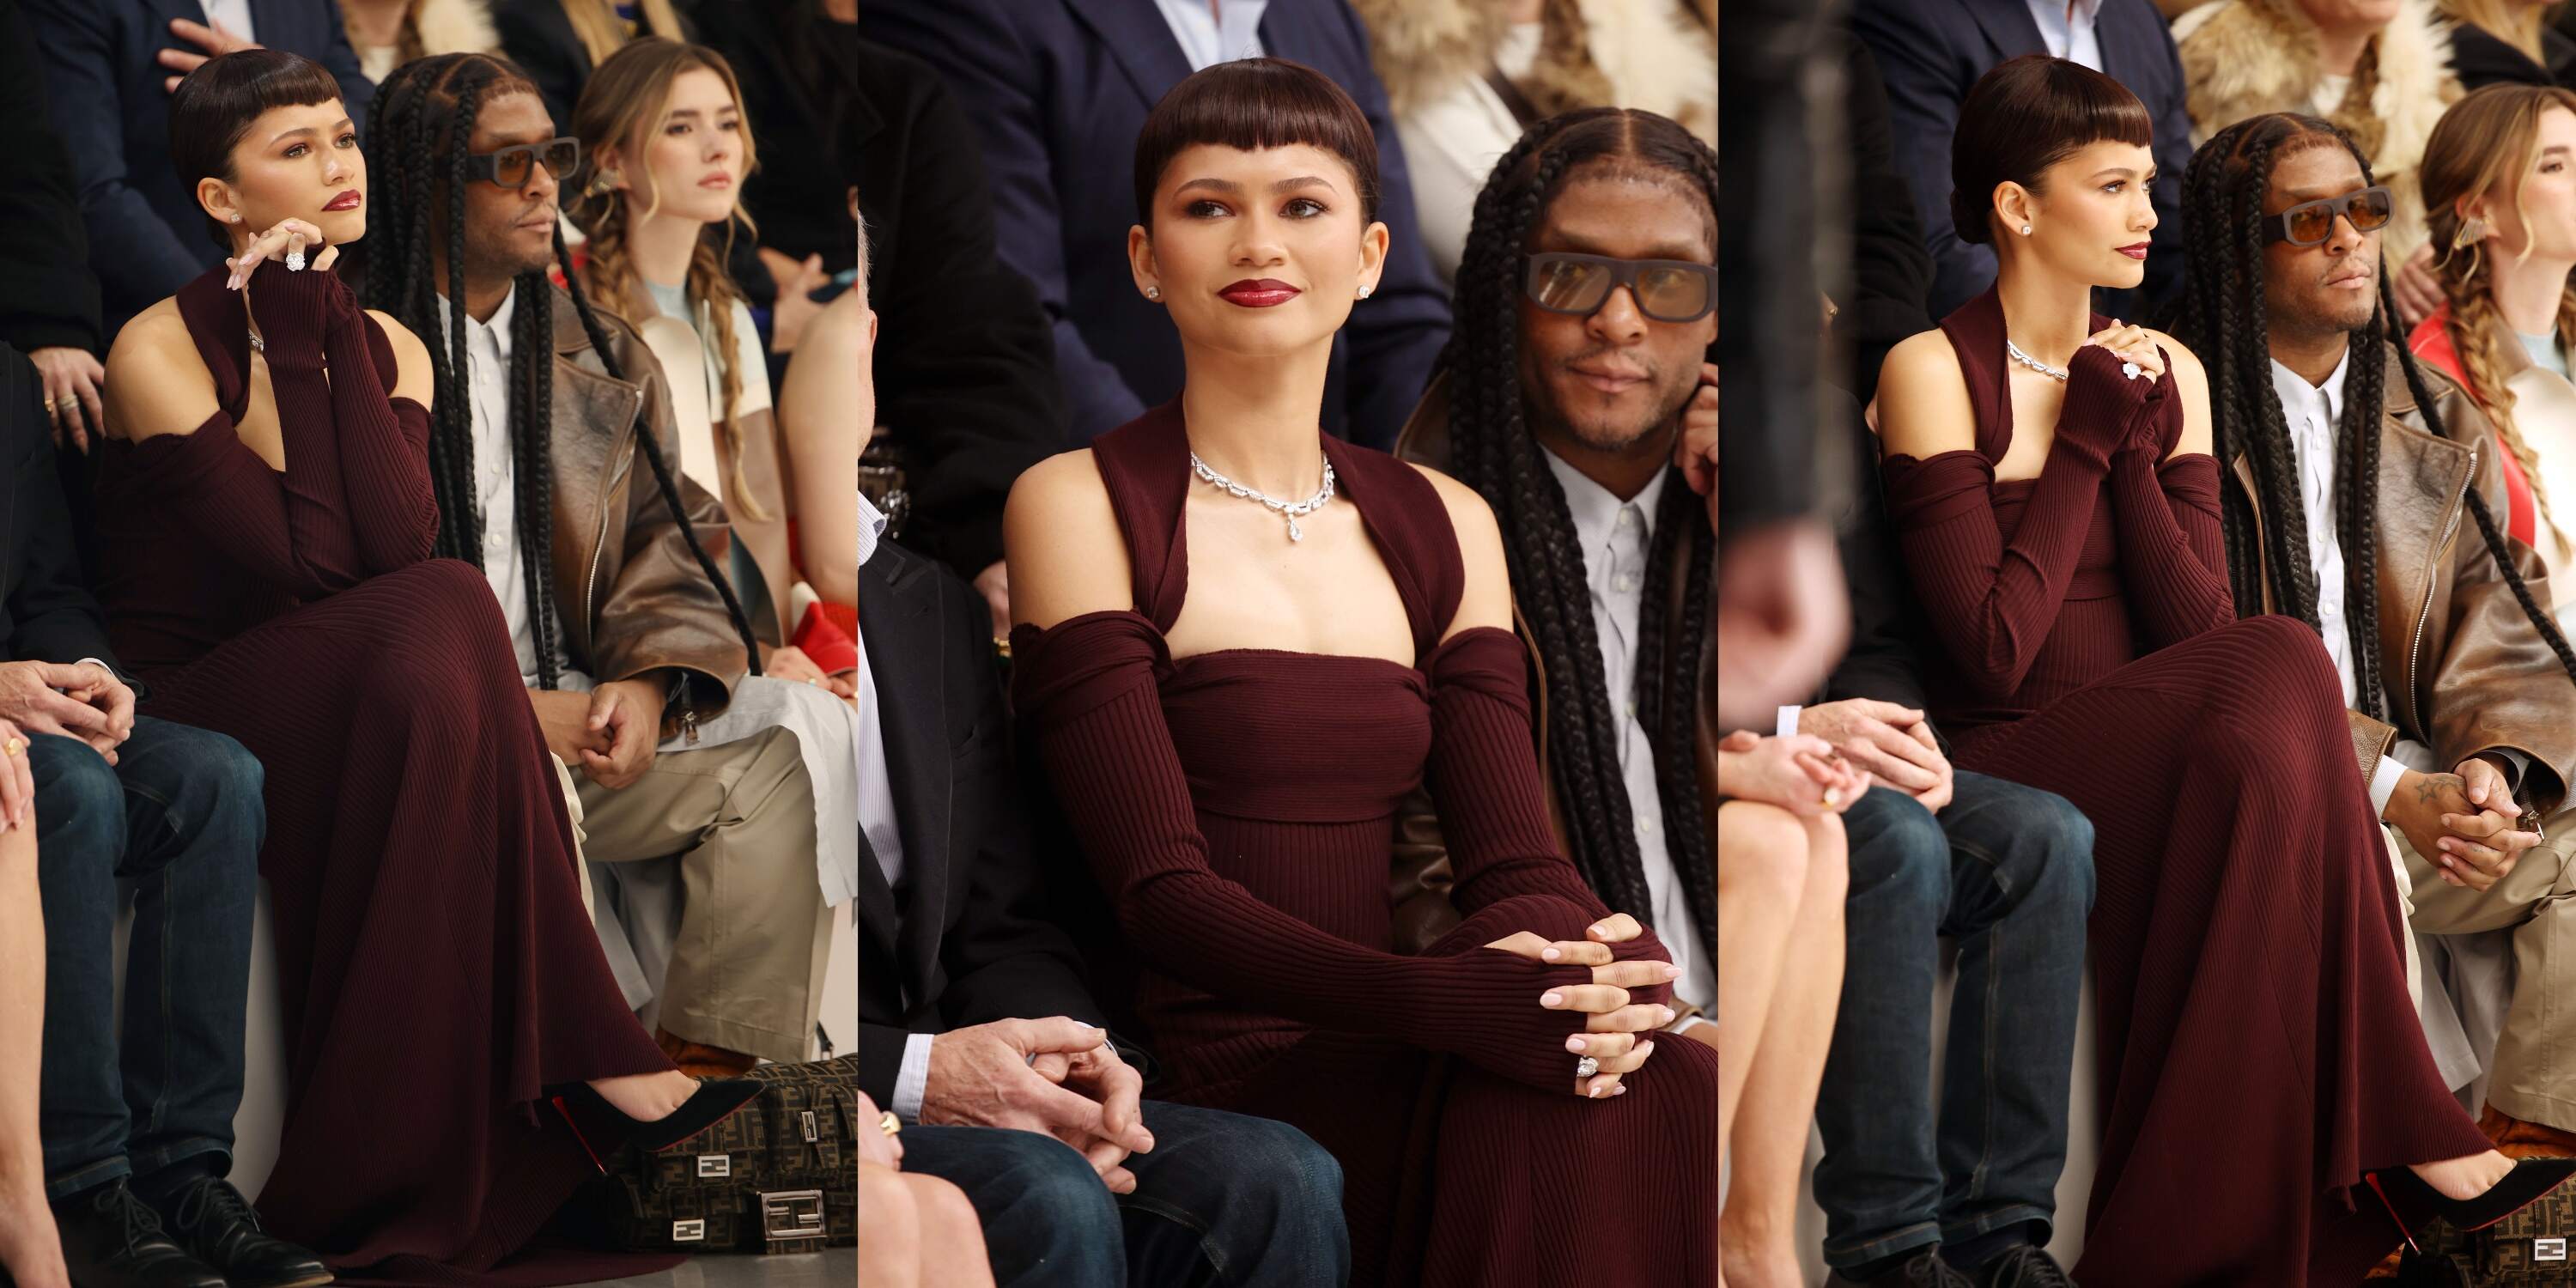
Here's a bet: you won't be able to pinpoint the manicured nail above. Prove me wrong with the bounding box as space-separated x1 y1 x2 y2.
1660 1006 1676 1023
1589 1084 1604 1098
1613 1084 1628 1096
1639 1041 1656 1056
1541 947 1560 961
1541 992 1563 1007
1662 963 1681 980
1589 925 1608 938
1566 1036 1587 1053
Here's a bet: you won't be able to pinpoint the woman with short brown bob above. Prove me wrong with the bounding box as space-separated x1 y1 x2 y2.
1874 55 2576 1284
1005 58 1722 1287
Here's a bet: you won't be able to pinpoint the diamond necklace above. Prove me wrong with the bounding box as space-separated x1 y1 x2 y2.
2004 337 2069 382
1188 450 1336 542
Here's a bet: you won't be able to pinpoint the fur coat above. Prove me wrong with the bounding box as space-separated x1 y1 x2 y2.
351 0 499 83
1347 0 1714 146
2172 0 2461 264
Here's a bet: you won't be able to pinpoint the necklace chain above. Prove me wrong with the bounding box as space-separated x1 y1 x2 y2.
2005 337 2069 382
1188 451 1336 543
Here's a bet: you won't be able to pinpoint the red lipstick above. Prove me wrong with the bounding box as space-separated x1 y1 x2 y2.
1218 279 1301 307
2116 241 2149 260
324 190 362 212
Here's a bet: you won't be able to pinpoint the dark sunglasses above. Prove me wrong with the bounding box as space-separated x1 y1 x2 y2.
2264 185 2394 246
1523 252 1717 323
465 137 580 191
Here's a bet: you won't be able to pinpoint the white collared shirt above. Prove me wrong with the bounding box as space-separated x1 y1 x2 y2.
1151 0 1267 70
435 287 592 692
2025 0 2105 70
2269 351 2427 810
1540 449 1714 1023
200 0 256 45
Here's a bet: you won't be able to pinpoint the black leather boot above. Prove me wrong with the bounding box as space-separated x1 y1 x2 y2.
50 1181 222 1288
144 1177 330 1288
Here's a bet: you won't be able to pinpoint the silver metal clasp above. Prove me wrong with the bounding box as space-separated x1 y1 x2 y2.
760 1188 827 1254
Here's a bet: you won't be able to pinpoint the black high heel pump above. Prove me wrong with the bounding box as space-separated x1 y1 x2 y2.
2364 1157 2576 1253
548 1077 763 1171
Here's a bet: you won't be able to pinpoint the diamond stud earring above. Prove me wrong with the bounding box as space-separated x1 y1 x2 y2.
1145 286 1162 301
2020 223 2033 236
1358 283 1373 299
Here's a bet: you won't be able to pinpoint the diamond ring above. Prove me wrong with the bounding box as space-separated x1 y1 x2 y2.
1575 1055 1600 1079
285 248 307 272
2122 361 2142 380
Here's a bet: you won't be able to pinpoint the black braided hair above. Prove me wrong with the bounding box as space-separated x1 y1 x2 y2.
1437 106 1717 957
2169 111 2576 714
2167 113 2388 718
365 52 759 687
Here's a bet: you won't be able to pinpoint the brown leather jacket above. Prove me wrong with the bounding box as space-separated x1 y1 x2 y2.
544 287 750 729
2235 343 2576 811
1384 370 1718 953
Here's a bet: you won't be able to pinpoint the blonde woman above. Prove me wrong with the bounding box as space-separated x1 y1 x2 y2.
490 0 688 150
337 0 497 83
2406 79 2576 1162
567 38 845 690
2409 84 2576 635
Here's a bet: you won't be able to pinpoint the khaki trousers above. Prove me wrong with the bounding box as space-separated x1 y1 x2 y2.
578 726 829 1064
2396 805 2576 1133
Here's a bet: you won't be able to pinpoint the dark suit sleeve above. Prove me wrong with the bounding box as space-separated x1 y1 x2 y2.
866 46 1064 580
933 574 1108 1035
1325 3 1452 451
856 1021 908 1108
0 1 98 355
867 0 1150 443
1820 393 1928 713
22 0 203 316
2134 8 2193 312
1 352 116 670
1850 0 1992 322
490 1 585 137
1834 28 1931 405
307 2 375 144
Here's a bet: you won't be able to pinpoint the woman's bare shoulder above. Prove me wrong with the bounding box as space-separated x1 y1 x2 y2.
103 300 218 442
1876 329 1976 459
1005 449 1133 629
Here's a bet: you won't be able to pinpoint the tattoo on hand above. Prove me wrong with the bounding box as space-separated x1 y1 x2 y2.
2417 774 2465 809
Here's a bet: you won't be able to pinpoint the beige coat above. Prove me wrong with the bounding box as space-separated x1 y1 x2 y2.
634 295 799 647
2172 0 2462 266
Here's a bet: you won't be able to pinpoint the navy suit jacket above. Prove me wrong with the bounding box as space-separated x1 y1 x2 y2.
866 0 1453 449
1850 0 2192 321
22 0 373 338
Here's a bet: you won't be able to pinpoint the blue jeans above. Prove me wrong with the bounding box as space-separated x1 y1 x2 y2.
901 1100 1348 1287
1811 773 2093 1270
35 717 265 1198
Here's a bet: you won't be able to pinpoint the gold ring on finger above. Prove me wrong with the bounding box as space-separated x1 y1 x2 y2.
7 739 24 757
878 1110 901 1137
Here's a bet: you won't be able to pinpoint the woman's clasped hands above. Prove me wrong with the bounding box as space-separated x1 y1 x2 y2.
1485 913 1681 1099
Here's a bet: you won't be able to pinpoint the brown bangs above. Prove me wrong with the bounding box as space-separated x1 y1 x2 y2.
1949 55 2156 245
1132 57 1382 228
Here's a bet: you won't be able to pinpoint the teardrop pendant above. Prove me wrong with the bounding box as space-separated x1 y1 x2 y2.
1286 516 1303 542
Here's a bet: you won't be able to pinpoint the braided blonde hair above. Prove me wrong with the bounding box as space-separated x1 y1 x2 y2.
2422 82 2576 535
566 36 770 520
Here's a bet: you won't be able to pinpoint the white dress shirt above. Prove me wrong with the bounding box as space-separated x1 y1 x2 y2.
1151 0 1267 70
1540 450 1713 1027
437 288 592 692
200 0 256 44
2025 0 2105 70
2269 352 2428 811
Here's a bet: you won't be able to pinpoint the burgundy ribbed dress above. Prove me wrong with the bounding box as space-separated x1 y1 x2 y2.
91 266 680 1285
1008 403 1722 1288
1882 289 2495 1285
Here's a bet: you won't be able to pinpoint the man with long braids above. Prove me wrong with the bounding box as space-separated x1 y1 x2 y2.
2169 110 2576 1163
1400 106 2094 1288
360 51 836 1078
